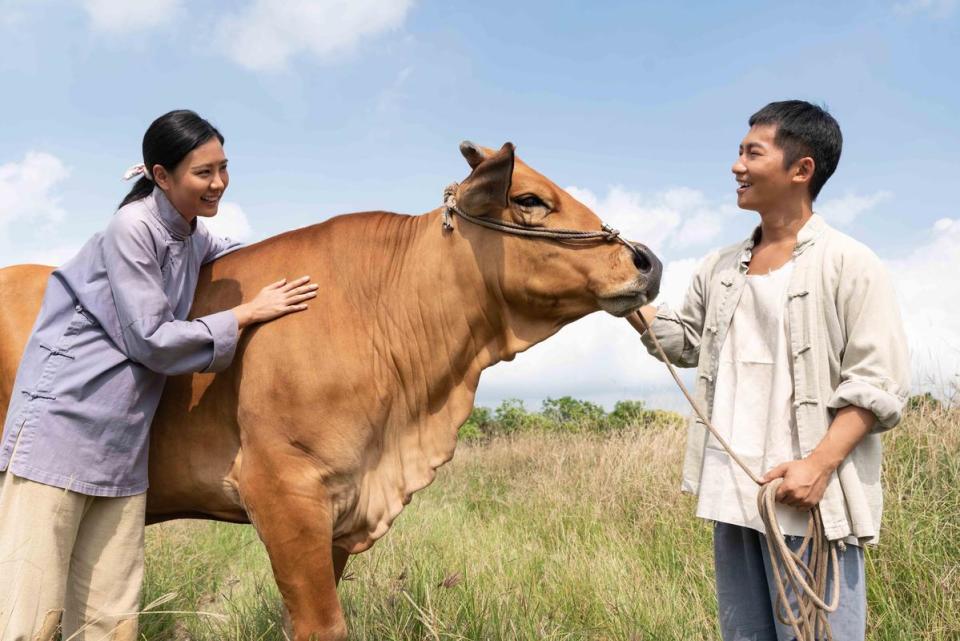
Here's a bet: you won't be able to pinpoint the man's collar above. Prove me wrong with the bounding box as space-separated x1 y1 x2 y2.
146 186 196 240
738 213 826 271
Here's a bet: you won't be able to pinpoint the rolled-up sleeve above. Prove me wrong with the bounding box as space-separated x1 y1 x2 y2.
826 249 910 432
640 256 711 368
103 213 239 376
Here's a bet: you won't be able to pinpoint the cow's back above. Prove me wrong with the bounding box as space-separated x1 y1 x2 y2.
0 265 53 432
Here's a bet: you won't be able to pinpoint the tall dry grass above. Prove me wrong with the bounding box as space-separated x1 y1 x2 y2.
140 402 959 640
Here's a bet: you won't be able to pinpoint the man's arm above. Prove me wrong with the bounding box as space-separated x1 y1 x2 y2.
760 405 875 510
626 252 719 368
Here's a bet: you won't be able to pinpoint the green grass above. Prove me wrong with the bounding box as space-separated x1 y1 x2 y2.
139 402 960 640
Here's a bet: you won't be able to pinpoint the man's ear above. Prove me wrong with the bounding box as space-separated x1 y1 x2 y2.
792 157 815 185
457 142 515 217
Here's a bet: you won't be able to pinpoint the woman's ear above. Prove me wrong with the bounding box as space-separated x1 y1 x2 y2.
456 142 515 217
152 164 169 190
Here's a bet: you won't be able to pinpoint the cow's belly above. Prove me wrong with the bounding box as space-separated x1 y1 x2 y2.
145 371 245 521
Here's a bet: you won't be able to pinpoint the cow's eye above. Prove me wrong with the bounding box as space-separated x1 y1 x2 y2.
513 194 548 209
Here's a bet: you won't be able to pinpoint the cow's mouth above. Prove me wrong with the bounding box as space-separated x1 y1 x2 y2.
598 290 650 317
598 272 660 317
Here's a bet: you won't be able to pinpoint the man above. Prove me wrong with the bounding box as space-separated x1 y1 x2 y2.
629 100 909 640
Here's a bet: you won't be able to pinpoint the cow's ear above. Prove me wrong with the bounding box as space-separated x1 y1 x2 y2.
457 142 515 217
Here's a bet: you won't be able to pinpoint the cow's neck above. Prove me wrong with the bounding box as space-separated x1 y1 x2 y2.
368 208 566 403
333 208 573 552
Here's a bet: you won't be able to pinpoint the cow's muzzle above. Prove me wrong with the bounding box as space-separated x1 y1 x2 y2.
631 242 662 301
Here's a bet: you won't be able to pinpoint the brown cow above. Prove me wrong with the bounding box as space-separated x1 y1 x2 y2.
0 142 661 641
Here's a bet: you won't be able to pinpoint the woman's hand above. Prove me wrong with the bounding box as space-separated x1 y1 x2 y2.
233 276 318 329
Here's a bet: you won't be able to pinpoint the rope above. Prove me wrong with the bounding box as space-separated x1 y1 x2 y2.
442 183 628 246
638 315 841 641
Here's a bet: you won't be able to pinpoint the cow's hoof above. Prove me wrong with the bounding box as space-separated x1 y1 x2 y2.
302 622 348 641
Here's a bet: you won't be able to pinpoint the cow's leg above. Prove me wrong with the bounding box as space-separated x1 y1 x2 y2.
238 458 347 641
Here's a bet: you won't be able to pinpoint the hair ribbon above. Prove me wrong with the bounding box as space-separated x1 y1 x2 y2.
122 163 153 181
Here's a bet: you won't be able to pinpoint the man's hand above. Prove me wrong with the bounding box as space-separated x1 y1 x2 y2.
760 405 877 510
626 305 657 335
760 456 834 511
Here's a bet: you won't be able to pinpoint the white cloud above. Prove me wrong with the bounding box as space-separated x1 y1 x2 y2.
0 151 70 240
894 0 957 18
216 0 415 72
82 0 183 33
817 190 891 227
3 242 83 267
564 185 733 254
0 150 80 267
888 217 960 393
202 201 254 242
476 255 703 410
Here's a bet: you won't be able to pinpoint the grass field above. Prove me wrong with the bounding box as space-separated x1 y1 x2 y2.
139 399 959 640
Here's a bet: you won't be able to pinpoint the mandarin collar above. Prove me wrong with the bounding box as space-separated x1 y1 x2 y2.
738 213 826 272
146 186 196 241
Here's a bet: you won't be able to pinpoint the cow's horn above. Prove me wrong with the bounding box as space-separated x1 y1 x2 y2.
459 141 486 169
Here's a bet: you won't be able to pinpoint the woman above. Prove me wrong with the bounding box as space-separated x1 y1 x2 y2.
0 110 317 641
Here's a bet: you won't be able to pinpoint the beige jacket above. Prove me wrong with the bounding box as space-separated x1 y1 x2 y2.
642 214 910 543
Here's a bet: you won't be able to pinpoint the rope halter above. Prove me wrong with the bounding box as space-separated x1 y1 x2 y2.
442 182 625 245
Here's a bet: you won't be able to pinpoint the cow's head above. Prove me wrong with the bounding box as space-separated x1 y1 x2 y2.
453 141 662 322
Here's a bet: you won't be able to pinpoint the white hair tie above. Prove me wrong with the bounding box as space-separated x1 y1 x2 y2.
122 163 153 181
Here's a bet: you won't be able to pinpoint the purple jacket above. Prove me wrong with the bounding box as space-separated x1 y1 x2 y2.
0 187 241 496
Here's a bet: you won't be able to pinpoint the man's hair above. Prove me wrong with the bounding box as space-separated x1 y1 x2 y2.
749 100 842 201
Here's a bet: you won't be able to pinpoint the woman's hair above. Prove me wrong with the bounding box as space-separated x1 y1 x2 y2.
119 110 225 209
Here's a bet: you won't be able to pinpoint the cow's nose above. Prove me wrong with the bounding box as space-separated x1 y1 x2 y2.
631 242 662 301
630 242 657 274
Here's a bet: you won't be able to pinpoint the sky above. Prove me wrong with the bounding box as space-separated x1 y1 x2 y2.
1 0 957 411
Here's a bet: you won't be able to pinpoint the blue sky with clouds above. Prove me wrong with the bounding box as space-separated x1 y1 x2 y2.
1 0 957 409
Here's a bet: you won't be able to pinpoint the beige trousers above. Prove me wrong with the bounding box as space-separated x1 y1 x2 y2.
0 472 145 641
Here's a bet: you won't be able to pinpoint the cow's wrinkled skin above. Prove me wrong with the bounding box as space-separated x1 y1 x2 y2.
0 142 661 641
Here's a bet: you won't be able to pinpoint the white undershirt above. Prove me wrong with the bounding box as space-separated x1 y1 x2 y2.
696 261 814 538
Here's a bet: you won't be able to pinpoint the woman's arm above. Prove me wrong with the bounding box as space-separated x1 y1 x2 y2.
102 213 314 375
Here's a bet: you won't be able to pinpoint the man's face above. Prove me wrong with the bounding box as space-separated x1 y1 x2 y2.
731 124 795 213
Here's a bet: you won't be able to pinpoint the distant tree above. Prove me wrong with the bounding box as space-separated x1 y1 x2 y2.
461 397 686 442
608 400 650 429
459 406 494 441
494 399 550 433
541 396 606 430
907 392 942 412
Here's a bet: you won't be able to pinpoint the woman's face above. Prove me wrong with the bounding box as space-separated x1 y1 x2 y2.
153 138 229 220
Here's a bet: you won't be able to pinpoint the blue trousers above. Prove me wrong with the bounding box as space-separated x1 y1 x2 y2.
713 522 866 641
